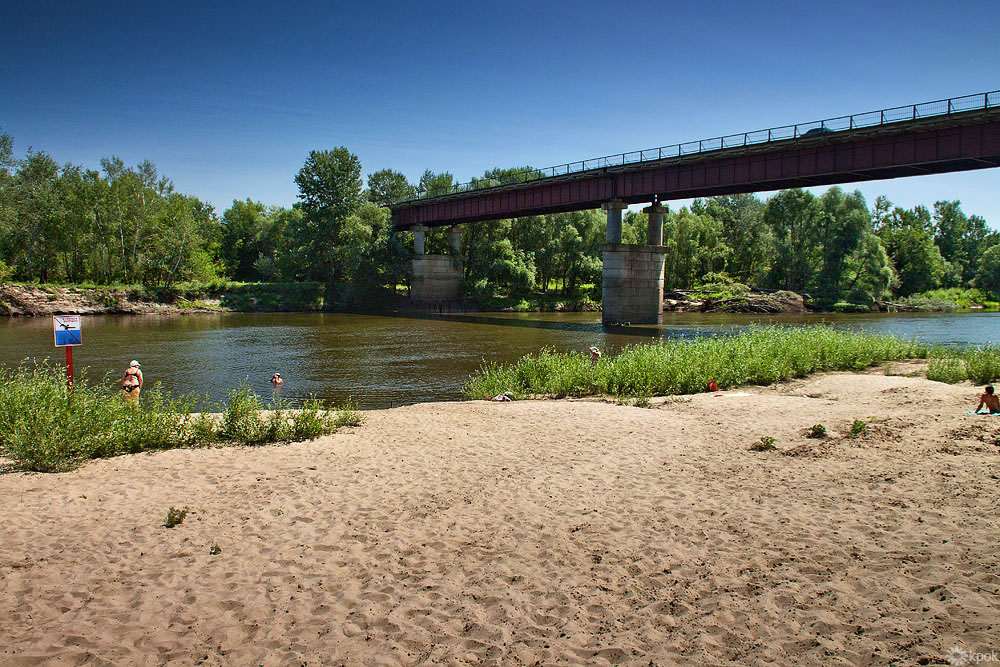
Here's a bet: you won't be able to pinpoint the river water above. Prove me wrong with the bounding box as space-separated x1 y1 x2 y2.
1 311 998 409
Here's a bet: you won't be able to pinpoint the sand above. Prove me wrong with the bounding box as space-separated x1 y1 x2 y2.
2 367 998 666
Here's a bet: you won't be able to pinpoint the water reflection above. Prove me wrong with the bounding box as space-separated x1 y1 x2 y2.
1 310 997 409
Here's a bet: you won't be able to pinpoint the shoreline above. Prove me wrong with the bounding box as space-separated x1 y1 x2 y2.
4 282 993 317
2 368 997 665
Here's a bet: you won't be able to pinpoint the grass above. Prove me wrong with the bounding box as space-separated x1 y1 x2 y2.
464 326 1000 401
926 346 1000 384
0 365 363 472
463 325 941 400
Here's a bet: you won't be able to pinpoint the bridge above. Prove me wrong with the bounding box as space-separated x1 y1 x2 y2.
392 90 1000 324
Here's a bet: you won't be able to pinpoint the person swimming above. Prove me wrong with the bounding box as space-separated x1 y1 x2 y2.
270 373 283 385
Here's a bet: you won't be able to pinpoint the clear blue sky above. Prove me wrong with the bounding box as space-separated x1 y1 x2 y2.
2 1 998 225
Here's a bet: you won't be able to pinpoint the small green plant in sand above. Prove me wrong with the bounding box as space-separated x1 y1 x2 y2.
209 545 222 555
750 436 777 451
848 419 868 438
808 424 827 438
164 506 189 528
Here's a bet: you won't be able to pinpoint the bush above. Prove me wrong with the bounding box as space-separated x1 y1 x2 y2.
927 358 968 384
750 436 777 451
0 364 356 472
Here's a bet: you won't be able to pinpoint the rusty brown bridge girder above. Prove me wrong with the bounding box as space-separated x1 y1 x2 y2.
391 109 1000 230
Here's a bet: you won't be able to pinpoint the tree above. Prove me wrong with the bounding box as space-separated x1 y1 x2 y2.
365 169 414 207
975 245 1000 299
221 199 268 281
842 232 894 304
932 200 968 277
293 148 364 286
763 189 823 293
418 169 455 197
692 194 769 284
662 208 730 289
815 188 870 301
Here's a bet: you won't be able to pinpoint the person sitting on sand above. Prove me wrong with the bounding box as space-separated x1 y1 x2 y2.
975 385 999 414
122 360 143 404
270 373 283 385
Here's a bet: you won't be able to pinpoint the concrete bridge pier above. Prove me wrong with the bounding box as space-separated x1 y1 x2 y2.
410 224 464 305
601 200 667 325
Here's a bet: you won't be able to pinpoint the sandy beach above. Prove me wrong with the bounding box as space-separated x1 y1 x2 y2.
2 366 998 666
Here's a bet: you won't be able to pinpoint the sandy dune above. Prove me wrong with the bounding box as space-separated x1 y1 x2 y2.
2 367 998 666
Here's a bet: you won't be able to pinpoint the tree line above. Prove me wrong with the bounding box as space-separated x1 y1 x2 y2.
2 128 999 308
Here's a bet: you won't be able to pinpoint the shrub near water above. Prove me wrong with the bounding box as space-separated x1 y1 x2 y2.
463 325 932 400
0 366 361 472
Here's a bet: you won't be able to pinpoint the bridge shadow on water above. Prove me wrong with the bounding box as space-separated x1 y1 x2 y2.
388 312 667 338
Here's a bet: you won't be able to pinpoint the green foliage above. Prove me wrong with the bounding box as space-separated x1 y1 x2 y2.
926 346 1000 384
808 424 827 438
163 506 189 528
848 419 867 437
975 245 1000 300
963 347 1000 384
750 436 777 451
0 364 359 472
1 125 994 311
464 325 932 400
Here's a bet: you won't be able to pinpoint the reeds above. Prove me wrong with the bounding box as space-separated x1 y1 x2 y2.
464 325 998 400
0 365 361 472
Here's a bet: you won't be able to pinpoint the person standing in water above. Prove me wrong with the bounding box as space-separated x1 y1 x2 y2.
122 360 143 404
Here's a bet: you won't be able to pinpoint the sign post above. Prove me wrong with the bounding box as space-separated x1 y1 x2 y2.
53 315 82 391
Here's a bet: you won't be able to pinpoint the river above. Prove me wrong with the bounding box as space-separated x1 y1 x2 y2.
1 311 998 409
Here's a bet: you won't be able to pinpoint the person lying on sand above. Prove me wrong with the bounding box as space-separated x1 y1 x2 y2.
974 385 999 414
489 391 513 402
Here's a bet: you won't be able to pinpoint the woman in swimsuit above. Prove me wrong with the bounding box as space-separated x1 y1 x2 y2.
122 360 143 404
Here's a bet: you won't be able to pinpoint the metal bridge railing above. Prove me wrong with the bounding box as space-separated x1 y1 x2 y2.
395 90 1000 205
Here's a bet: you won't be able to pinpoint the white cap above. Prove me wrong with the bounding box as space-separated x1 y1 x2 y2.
130 360 140 367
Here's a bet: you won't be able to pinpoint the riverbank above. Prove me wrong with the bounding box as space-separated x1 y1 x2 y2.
3 281 994 316
2 368 997 665
0 282 326 316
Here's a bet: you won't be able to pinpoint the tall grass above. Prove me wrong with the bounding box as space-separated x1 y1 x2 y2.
464 325 960 400
926 345 1000 384
0 366 362 472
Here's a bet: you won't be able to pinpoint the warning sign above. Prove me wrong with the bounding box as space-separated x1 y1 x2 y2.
53 315 83 347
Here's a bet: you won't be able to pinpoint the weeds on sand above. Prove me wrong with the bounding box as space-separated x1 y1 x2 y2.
750 436 777 451
808 424 827 438
209 545 222 555
463 325 935 401
926 345 1000 384
0 365 362 472
164 506 189 528
848 419 868 438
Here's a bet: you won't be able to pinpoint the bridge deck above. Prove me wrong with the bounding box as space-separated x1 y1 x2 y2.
391 92 1000 230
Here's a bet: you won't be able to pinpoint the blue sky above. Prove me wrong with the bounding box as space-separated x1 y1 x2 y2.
2 1 998 225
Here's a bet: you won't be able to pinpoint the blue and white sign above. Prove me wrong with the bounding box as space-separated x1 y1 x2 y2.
53 315 82 347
